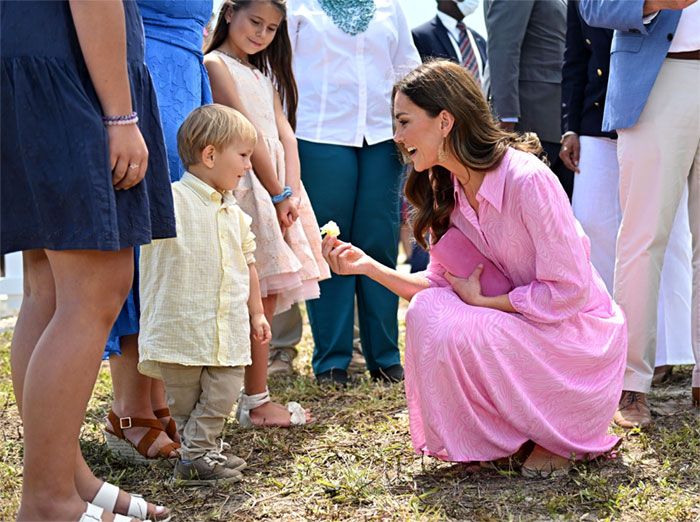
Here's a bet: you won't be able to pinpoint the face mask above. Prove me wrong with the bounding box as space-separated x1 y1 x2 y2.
455 0 479 17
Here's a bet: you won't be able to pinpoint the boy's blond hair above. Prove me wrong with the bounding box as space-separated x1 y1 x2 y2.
177 104 257 168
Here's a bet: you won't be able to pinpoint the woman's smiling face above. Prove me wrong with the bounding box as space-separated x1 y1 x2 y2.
392 91 445 172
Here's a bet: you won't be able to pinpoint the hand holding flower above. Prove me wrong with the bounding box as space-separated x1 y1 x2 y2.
321 236 372 276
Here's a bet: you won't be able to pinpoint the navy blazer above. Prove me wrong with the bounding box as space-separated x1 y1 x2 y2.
561 1 616 139
412 15 487 69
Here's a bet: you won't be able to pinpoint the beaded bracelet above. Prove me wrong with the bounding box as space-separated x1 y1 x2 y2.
102 111 139 126
271 186 293 204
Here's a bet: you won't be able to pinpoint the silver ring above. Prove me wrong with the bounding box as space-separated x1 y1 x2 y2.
128 163 139 170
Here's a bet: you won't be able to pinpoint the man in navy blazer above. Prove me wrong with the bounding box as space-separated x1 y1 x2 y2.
412 1 488 88
581 0 700 426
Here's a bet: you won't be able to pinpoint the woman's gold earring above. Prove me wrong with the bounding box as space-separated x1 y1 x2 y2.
437 138 448 162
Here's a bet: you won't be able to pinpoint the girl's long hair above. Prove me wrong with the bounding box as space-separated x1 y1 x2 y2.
394 60 544 250
204 0 298 129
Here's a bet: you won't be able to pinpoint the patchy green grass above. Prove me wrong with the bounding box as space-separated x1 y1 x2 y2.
1 311 699 521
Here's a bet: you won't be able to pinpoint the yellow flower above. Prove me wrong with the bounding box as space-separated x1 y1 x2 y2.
320 220 340 238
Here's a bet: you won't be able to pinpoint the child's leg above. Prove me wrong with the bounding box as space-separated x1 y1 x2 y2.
17 248 132 521
186 366 244 458
243 295 312 427
159 365 242 459
157 363 203 455
107 335 178 456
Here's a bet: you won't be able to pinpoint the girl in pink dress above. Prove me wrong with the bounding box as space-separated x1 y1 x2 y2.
204 0 329 427
322 60 627 477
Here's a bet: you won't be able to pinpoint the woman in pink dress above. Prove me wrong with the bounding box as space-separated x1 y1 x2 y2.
321 60 627 477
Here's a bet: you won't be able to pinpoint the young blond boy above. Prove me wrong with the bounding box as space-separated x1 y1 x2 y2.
138 104 271 485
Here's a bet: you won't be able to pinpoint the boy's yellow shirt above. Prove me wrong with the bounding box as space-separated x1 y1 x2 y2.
138 172 255 378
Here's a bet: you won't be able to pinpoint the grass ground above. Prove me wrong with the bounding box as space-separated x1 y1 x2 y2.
1 307 699 522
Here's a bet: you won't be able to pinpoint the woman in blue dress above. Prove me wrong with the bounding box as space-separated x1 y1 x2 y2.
1 1 173 520
102 0 216 463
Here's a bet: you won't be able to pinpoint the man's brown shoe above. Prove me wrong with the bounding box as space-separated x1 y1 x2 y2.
613 391 652 429
692 387 699 408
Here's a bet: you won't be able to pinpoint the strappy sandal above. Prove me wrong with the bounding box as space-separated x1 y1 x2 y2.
104 410 180 465
91 482 171 522
79 502 137 522
235 388 307 428
153 407 178 442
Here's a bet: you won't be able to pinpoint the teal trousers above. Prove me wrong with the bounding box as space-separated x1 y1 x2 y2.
300 139 402 375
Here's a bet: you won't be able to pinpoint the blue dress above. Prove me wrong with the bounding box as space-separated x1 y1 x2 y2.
105 0 213 358
139 0 213 182
0 1 175 255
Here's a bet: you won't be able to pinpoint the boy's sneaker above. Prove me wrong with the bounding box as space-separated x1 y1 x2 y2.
173 452 243 486
216 440 247 470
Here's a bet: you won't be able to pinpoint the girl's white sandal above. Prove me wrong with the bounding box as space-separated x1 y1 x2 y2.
235 388 307 428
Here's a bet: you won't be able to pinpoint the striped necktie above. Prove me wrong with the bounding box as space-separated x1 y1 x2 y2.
456 22 480 80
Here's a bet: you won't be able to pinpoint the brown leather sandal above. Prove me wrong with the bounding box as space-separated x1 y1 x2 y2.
153 407 178 441
104 410 180 465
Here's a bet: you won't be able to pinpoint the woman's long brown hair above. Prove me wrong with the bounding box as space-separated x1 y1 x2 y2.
204 0 299 129
394 60 544 250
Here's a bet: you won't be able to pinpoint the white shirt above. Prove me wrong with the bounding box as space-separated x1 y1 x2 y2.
287 0 421 147
669 2 700 52
435 11 484 85
138 173 256 378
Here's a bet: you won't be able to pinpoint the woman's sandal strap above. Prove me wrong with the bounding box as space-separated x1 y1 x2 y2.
106 410 164 438
153 407 171 418
106 410 180 458
135 425 172 456
153 408 178 440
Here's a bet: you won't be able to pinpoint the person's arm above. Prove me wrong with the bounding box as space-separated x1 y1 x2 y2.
579 0 694 32
248 263 271 343
507 170 592 323
484 0 535 125
69 0 148 190
273 90 300 195
391 1 422 73
322 237 430 301
241 212 270 343
560 2 589 173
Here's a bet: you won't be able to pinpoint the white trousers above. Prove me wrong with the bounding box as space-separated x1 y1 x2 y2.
573 137 693 370
615 58 700 392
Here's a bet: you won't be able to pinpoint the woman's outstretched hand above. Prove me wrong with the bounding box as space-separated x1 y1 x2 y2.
322 236 373 276
445 265 485 306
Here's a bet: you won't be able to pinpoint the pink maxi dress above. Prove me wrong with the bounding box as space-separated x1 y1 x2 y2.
405 147 627 462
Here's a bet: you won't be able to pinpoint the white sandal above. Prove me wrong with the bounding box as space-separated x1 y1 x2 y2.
92 482 171 521
235 388 307 428
79 502 136 522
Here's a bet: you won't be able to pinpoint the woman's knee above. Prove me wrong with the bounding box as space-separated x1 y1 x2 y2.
49 248 134 323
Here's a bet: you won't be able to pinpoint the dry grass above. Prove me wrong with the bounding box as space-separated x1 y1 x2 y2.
1 307 699 521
